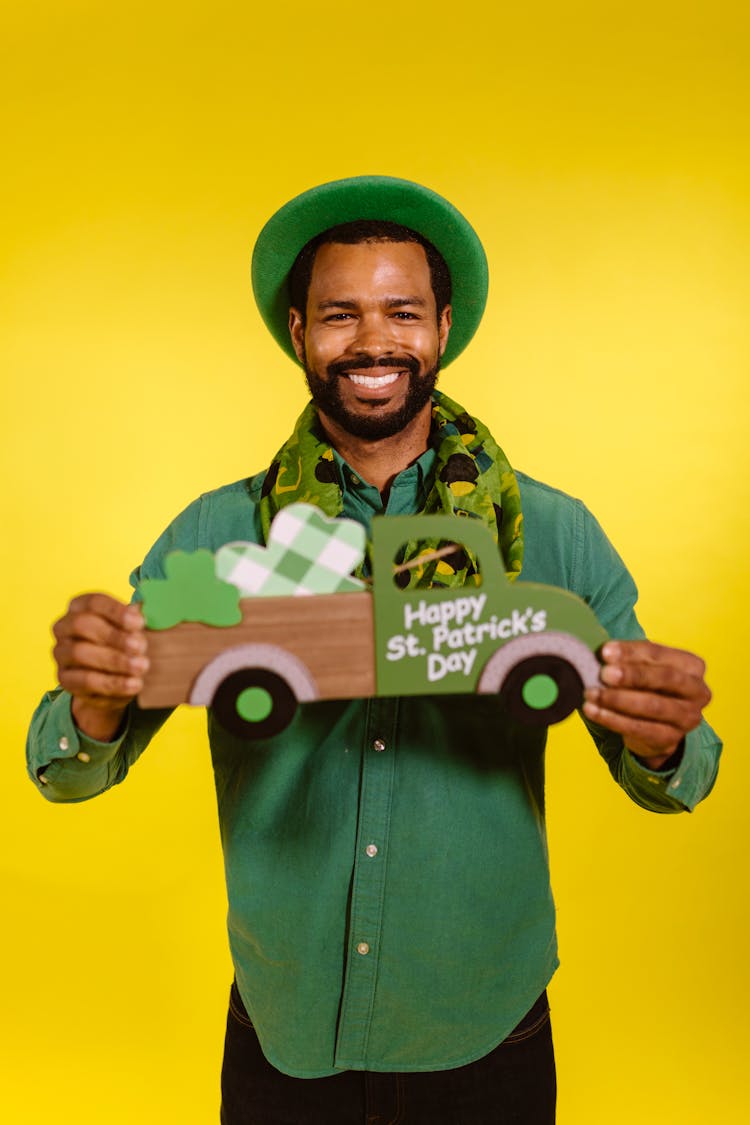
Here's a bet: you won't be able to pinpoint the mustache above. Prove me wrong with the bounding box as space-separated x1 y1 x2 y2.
327 354 421 379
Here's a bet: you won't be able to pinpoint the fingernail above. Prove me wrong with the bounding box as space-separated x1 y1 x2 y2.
125 677 141 693
130 656 149 673
125 634 147 654
124 606 144 628
601 642 620 660
601 665 623 685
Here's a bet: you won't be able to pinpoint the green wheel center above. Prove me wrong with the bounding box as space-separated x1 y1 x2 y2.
235 686 274 723
521 673 560 711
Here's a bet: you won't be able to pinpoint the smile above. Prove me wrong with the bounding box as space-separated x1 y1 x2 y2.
347 372 403 388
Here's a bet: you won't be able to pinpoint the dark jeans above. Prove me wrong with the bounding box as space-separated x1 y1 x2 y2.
220 982 556 1124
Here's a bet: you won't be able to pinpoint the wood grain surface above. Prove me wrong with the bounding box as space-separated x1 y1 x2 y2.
138 592 375 707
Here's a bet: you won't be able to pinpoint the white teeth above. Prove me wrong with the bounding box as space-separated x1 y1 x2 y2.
348 372 401 388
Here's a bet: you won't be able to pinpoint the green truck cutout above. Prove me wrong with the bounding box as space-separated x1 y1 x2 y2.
137 503 607 738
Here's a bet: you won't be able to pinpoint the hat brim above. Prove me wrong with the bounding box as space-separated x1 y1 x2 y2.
251 175 488 368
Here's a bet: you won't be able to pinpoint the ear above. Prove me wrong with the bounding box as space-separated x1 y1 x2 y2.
288 307 306 364
438 305 452 357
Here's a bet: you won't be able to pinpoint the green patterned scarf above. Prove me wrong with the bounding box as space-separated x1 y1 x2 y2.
258 389 523 589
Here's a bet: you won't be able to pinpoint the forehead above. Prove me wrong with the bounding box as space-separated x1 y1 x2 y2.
307 240 433 303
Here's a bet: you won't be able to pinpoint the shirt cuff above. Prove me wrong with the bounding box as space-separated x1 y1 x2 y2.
28 689 131 794
621 721 721 812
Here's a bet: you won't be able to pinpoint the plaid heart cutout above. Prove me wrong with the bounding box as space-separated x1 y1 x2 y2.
215 503 366 597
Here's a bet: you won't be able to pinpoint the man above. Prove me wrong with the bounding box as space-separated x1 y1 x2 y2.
27 176 720 1124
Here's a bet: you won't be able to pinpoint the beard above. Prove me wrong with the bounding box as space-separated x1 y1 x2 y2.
303 352 441 441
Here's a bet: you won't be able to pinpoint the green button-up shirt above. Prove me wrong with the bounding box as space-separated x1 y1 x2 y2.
26 456 722 1077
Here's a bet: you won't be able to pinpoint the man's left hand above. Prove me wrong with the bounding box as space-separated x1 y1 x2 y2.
582 640 712 770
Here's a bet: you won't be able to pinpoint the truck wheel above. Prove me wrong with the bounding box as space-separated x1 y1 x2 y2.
212 668 298 739
501 655 583 726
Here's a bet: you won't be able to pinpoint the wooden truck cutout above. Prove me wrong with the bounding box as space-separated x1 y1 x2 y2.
137 504 607 739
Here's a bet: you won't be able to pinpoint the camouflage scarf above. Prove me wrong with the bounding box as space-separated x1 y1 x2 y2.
257 390 523 589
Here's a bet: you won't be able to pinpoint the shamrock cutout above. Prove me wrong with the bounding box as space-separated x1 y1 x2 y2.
215 503 366 597
140 550 242 630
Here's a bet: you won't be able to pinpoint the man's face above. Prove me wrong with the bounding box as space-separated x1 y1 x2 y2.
289 240 452 441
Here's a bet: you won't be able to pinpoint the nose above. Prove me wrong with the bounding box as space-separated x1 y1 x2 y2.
349 312 396 357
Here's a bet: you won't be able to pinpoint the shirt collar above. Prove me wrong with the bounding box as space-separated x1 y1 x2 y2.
333 445 437 525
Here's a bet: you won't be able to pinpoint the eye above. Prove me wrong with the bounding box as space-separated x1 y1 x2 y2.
391 311 419 320
323 312 355 322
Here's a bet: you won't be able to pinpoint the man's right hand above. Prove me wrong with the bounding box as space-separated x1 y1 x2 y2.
52 593 148 742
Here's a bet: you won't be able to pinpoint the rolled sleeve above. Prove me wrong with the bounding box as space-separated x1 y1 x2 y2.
618 721 723 812
586 711 722 814
26 689 131 803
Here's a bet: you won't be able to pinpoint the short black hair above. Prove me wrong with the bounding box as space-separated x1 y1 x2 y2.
288 219 452 324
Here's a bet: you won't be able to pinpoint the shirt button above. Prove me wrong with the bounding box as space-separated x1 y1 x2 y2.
671 778 682 789
59 736 69 752
372 738 386 752
356 942 370 956
350 473 360 485
77 751 91 763
365 844 378 858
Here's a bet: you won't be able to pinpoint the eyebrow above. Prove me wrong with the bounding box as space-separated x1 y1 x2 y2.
316 296 428 310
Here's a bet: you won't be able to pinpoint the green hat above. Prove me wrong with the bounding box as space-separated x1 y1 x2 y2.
251 175 488 367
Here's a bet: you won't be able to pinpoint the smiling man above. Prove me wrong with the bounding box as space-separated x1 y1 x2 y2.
290 224 450 441
27 176 721 1124
290 229 451 495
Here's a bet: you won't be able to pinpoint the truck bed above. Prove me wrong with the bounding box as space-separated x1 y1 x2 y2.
139 592 375 707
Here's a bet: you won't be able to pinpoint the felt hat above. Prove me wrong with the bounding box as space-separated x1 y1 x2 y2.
251 175 488 367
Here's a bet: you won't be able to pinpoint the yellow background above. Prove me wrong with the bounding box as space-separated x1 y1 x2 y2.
2 2 748 1120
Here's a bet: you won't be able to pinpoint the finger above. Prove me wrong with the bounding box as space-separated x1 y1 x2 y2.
55 594 144 639
67 593 144 629
54 609 148 654
599 660 712 706
601 640 706 679
585 685 704 733
53 638 149 678
58 667 145 701
582 699 684 755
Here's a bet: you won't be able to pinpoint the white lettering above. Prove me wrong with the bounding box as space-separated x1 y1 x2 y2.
511 608 529 635
427 649 478 682
432 624 449 652
453 597 470 624
404 593 488 632
469 594 487 622
403 601 426 629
